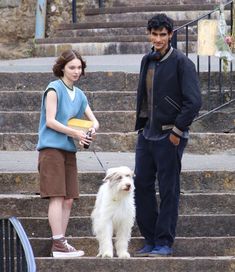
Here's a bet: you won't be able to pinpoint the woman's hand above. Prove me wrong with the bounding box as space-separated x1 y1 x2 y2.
73 130 91 147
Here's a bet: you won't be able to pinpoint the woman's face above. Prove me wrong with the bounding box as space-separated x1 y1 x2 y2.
63 58 82 84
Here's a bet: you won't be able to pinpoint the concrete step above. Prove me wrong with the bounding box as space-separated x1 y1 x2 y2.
19 215 235 238
83 4 223 17
56 19 192 31
0 71 234 93
0 169 234 194
1 150 233 181
1 90 234 112
34 256 235 272
30 236 235 258
102 0 221 7
35 35 197 44
82 8 228 24
1 193 235 218
0 110 234 133
33 40 196 56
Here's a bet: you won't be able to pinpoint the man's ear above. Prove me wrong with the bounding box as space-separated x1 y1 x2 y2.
169 31 174 41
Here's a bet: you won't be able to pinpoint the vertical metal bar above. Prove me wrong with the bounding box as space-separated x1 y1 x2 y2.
4 219 10 272
172 30 177 49
0 220 3 272
230 62 233 99
197 55 200 76
22 249 27 272
230 1 233 35
185 25 188 56
99 0 104 8
72 0 77 23
16 234 22 272
10 224 15 271
219 58 223 104
207 56 211 110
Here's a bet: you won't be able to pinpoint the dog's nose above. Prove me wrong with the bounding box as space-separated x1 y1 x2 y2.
126 184 131 190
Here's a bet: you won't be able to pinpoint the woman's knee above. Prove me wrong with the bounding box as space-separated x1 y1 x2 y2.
63 198 74 209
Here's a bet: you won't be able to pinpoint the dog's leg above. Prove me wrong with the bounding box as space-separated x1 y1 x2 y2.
97 223 113 258
115 227 131 258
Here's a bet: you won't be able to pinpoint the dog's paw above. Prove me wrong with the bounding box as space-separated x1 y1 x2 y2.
96 252 102 258
118 251 130 258
102 251 113 258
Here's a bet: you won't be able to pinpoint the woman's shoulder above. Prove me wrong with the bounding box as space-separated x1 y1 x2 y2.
46 79 62 90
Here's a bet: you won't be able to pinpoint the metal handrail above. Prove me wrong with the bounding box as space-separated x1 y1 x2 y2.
172 0 234 123
0 217 36 272
175 0 233 31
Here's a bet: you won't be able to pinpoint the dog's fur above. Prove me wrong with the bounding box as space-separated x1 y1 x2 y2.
91 166 135 258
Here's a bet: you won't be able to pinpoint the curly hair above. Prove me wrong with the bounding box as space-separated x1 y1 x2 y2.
52 49 87 77
147 14 174 33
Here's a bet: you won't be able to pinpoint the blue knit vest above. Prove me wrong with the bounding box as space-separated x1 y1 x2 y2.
37 80 88 152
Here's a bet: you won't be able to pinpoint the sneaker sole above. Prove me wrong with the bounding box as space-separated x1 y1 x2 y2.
52 251 85 258
148 253 172 257
133 252 152 257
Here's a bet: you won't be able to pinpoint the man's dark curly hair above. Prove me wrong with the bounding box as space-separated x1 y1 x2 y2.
147 14 174 33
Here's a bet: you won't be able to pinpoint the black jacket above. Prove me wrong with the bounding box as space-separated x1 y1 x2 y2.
135 48 202 136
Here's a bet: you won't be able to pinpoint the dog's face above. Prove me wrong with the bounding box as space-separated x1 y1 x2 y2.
103 166 134 193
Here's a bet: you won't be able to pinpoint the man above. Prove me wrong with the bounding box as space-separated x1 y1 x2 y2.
134 14 201 257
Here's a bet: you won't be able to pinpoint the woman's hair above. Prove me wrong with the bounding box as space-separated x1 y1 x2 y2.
147 13 174 33
53 49 87 77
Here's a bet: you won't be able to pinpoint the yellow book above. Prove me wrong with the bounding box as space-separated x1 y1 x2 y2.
67 118 93 133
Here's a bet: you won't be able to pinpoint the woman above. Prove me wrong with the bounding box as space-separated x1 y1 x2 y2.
37 49 99 257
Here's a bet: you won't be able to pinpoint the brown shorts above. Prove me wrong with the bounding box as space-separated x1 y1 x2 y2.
38 148 79 199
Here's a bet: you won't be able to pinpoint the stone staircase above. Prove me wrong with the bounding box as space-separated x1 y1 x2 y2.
0 58 235 270
34 0 227 56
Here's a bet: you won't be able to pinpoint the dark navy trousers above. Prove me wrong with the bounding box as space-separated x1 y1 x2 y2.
134 132 188 247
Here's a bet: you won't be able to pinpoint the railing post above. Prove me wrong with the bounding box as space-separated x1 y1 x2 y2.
99 0 104 8
72 0 77 23
171 30 177 49
35 0 47 39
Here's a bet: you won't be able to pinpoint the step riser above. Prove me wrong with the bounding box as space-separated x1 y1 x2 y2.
105 0 221 6
35 257 235 272
83 11 227 23
0 111 234 133
54 27 198 38
31 237 235 257
1 91 234 111
1 72 234 93
20 216 235 238
0 171 234 194
1 194 235 217
34 42 197 56
1 132 234 153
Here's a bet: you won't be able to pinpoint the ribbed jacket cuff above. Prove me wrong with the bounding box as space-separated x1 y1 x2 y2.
172 126 183 137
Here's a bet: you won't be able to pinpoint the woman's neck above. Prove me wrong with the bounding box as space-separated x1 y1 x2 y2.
61 77 73 89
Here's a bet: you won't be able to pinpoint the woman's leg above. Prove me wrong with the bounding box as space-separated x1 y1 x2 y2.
48 196 64 236
62 198 74 236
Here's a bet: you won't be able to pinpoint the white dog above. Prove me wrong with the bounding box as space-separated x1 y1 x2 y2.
91 166 135 258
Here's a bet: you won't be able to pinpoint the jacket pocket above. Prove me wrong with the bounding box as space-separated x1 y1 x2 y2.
164 96 181 112
155 96 181 124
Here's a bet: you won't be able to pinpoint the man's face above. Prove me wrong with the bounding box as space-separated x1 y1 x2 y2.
149 27 173 54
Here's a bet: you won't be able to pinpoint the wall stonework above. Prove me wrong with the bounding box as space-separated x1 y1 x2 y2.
0 0 228 59
0 0 89 58
0 0 21 8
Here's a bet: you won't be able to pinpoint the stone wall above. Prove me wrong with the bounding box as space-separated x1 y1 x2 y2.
0 0 92 59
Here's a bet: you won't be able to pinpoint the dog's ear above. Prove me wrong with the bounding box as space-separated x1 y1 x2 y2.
103 172 117 182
